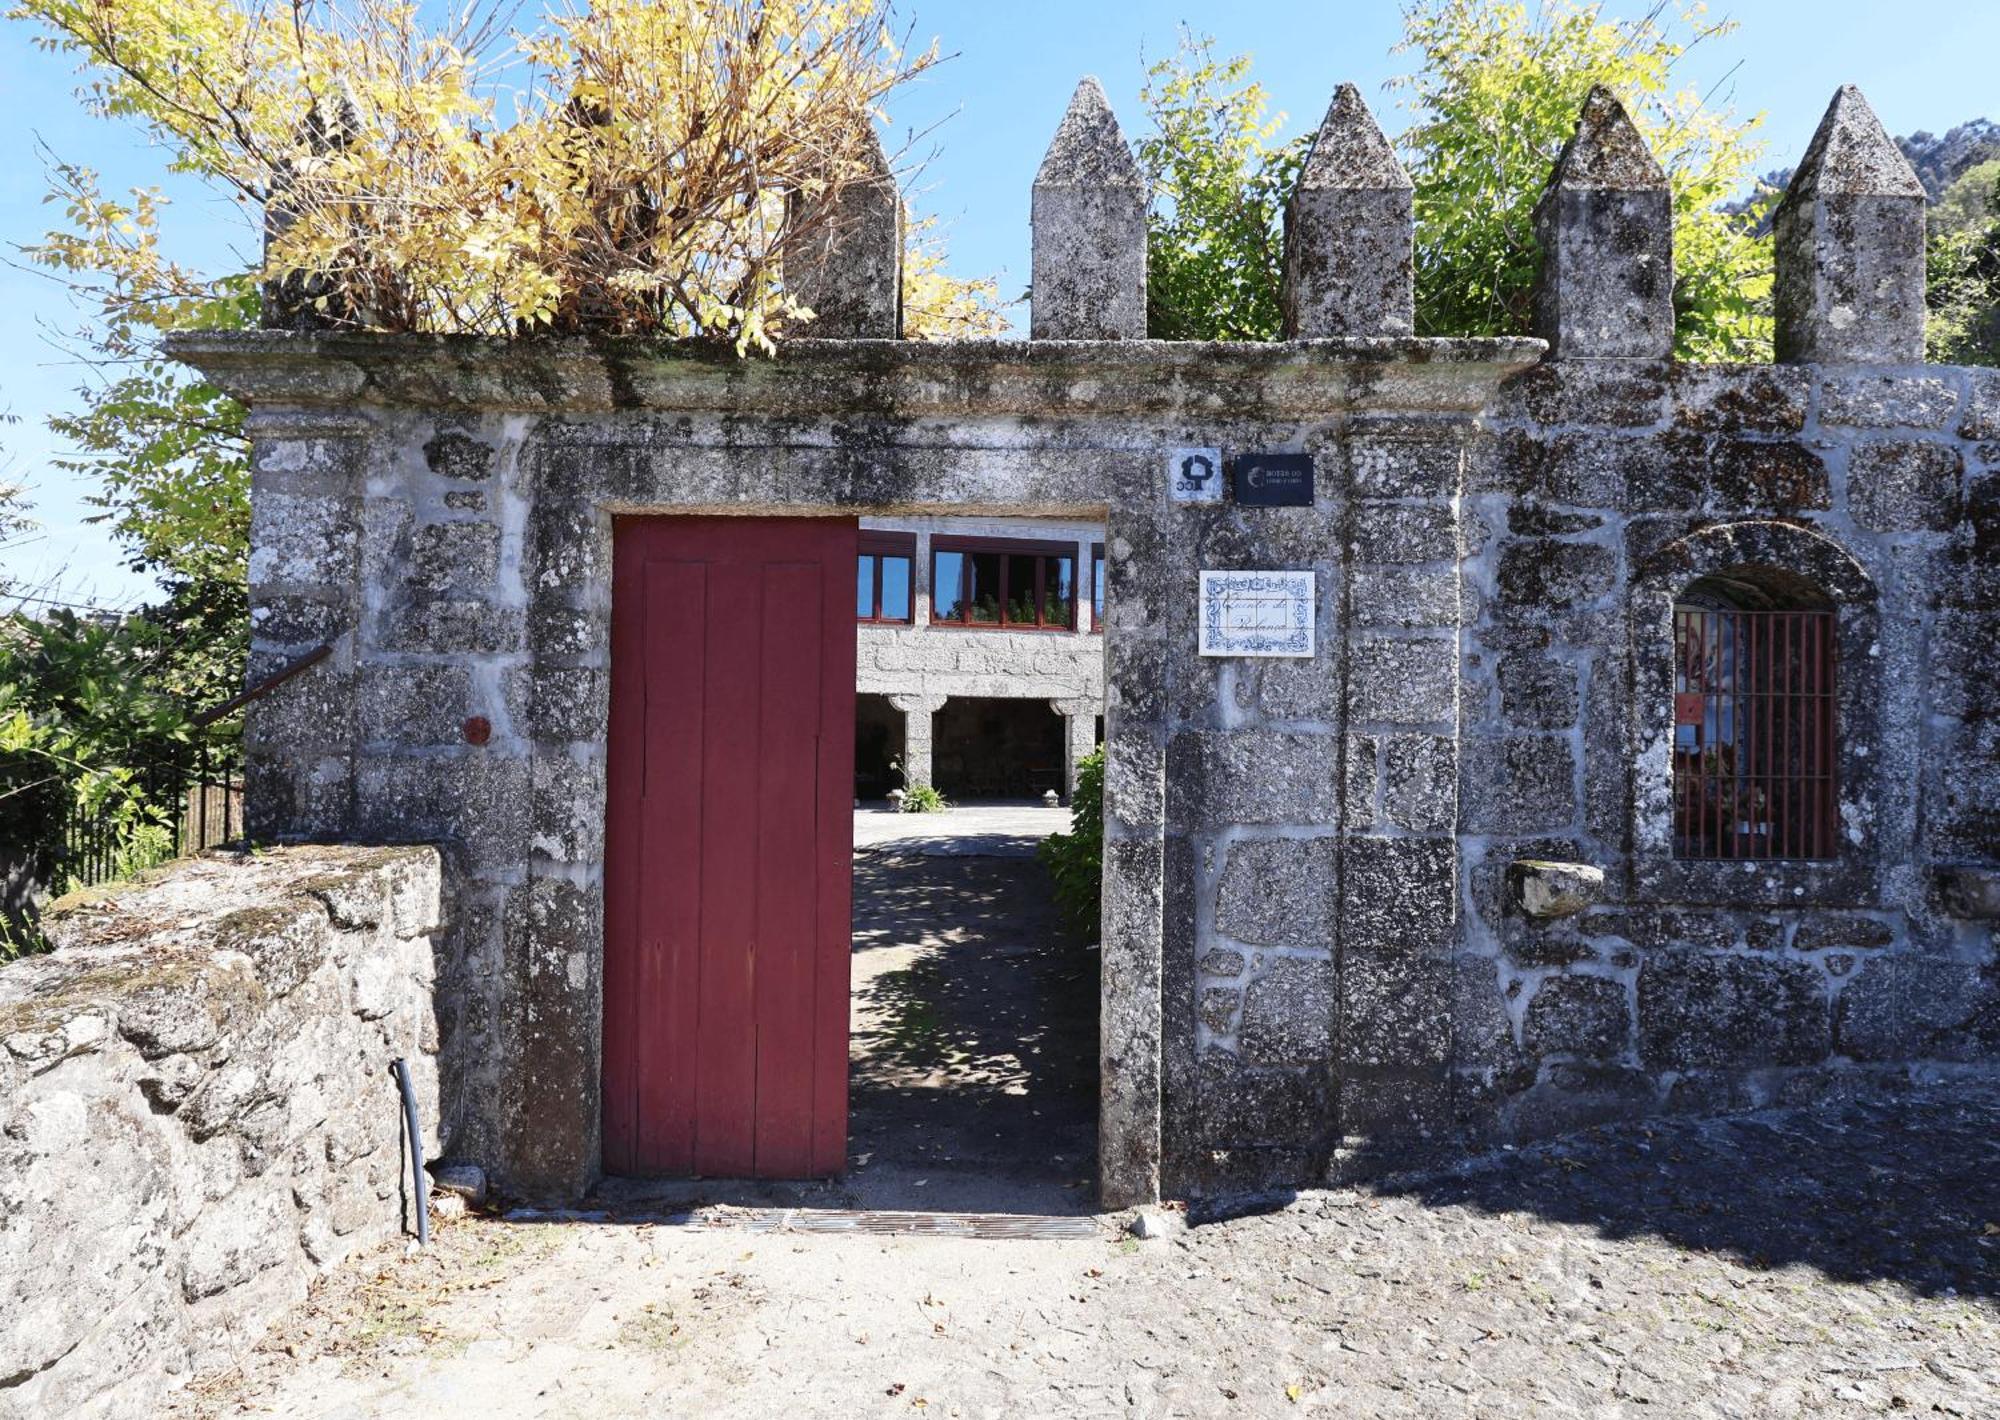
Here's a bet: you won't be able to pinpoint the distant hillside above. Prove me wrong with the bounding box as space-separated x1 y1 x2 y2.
1740 118 2000 209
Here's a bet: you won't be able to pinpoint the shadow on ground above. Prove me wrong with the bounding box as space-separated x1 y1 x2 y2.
844 840 1098 1214
1199 1079 2000 1299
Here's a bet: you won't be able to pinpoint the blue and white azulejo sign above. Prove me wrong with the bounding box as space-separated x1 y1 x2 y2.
1198 570 1315 658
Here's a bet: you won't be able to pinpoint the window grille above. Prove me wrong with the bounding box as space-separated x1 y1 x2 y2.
1672 604 1837 861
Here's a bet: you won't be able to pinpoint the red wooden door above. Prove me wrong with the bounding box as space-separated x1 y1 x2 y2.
603 515 856 1178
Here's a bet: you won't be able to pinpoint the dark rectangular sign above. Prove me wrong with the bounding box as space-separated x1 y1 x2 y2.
1231 453 1315 507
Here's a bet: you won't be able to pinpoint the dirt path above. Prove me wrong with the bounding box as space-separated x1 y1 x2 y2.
171 1084 2000 1419
844 843 1098 1214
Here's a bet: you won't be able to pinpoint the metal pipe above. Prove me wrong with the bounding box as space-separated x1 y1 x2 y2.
391 1057 431 1247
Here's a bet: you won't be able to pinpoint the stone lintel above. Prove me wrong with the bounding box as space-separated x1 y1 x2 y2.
166 332 1545 420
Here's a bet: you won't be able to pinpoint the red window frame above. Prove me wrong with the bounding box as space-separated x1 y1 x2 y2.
929 535 1078 632
856 531 916 624
1672 603 1838 861
1090 543 1105 633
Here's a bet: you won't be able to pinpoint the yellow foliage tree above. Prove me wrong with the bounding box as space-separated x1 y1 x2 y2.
16 0 1003 347
901 213 1007 338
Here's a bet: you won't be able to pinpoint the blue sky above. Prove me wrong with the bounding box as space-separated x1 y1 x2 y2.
2 0 1997 606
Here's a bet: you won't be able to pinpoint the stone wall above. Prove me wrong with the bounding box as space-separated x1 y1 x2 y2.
0 846 442 1420
167 75 2000 1207
1442 361 2000 1154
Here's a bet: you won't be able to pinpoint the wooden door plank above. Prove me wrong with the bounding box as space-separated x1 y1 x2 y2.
638 555 708 1174
751 559 824 1175
601 522 645 1175
811 527 858 1175
693 557 762 1177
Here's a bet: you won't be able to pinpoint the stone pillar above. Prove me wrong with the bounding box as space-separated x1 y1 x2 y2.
787 127 903 339
889 693 944 789
1052 697 1101 800
1532 86 1673 360
262 98 357 330
1031 77 1147 339
1281 84 1414 337
241 409 369 841
1774 86 1927 365
1334 418 1467 1176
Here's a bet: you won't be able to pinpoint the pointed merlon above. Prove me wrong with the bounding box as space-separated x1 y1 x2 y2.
1031 77 1147 339
1298 84 1412 192
1774 86 1926 364
788 126 903 339
1531 86 1673 360
263 95 360 331
1282 84 1414 338
1544 84 1667 191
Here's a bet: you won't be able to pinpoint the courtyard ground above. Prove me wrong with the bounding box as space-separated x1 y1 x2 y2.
159 815 2000 1417
167 1081 2000 1419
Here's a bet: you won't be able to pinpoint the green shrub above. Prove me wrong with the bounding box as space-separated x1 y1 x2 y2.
1038 747 1104 940
899 783 949 814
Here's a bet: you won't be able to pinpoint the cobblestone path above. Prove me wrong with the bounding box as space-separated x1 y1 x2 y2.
170 1079 2000 1418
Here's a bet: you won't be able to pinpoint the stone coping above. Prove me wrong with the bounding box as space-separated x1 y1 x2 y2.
0 845 440 1051
165 331 1548 418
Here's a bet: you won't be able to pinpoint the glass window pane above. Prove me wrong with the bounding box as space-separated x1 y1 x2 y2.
1093 555 1105 624
1044 556 1074 627
1004 554 1039 624
856 554 875 619
935 551 966 621
968 551 1003 623
880 556 911 621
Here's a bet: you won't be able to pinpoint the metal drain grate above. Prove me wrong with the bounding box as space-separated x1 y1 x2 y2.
686 1208 1104 1240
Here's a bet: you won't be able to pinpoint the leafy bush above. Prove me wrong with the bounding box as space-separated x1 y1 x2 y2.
1928 160 2000 365
1395 0 1772 361
1138 33 1304 341
0 608 224 935
1139 4 1774 360
1038 747 1103 940
899 783 949 814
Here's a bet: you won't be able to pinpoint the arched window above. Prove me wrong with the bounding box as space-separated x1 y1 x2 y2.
1672 569 1837 861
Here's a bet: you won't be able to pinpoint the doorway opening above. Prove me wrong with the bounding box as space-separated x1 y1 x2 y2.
601 511 1107 1214
854 693 904 803
933 697 1067 801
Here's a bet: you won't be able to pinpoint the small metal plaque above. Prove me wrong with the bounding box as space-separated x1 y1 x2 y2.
1198 570 1316 658
1167 446 1224 504
1232 453 1314 506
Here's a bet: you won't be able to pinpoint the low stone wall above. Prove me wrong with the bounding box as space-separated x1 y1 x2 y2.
0 845 442 1420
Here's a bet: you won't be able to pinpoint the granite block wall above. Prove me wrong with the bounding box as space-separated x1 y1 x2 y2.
165 76 2000 1208
0 846 441 1419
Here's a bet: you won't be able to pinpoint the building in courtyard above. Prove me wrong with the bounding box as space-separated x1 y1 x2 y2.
853 515 1104 803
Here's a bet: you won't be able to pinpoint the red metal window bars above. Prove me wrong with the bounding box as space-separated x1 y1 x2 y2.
1672 603 1838 861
